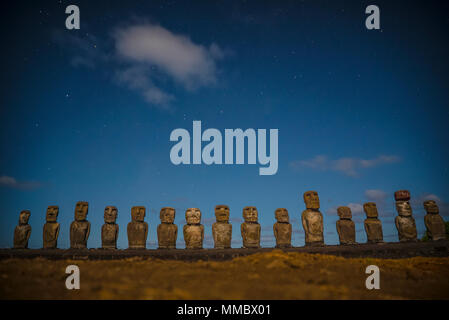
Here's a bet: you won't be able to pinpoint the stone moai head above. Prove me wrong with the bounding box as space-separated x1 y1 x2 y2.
186 208 201 224
160 207 176 223
46 206 59 222
363 202 378 218
394 190 412 217
19 210 31 225
424 200 439 214
304 191 320 210
104 206 118 224
337 206 352 220
275 208 289 223
215 205 230 223
131 206 146 222
75 201 89 221
243 206 258 223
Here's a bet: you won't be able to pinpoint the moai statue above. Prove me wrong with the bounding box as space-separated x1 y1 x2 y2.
336 206 356 245
241 206 261 248
424 200 447 241
127 206 148 249
13 210 31 249
273 208 292 248
43 206 60 249
363 202 384 244
101 206 119 249
70 201 90 249
394 190 417 242
212 205 232 249
301 191 324 246
183 208 204 249
157 207 178 249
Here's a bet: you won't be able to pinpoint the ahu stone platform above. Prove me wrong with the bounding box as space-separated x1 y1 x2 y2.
1 240 449 261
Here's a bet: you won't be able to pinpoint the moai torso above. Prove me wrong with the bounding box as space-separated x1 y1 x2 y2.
157 207 178 249
301 191 324 246
363 202 383 243
43 206 60 249
127 206 148 249
102 206 119 249
241 206 261 248
394 190 417 242
14 210 31 249
212 205 232 249
273 208 292 248
70 201 90 249
424 200 446 241
183 208 204 249
336 206 356 245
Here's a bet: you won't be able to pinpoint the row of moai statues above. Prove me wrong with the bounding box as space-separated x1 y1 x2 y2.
13 190 447 249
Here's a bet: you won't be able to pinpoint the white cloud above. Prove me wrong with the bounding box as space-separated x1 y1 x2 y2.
364 189 388 203
0 176 41 190
290 155 401 177
327 203 363 216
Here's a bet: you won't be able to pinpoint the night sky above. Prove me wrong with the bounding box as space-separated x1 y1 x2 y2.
1 0 448 249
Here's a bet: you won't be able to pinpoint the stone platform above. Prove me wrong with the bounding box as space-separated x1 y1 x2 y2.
1 240 449 261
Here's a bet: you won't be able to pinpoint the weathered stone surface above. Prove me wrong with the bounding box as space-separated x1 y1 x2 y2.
183 208 204 249
157 207 178 249
301 191 324 246
394 190 417 242
43 206 60 249
127 206 148 249
212 205 232 249
273 208 292 248
363 202 383 243
14 210 31 249
70 201 90 249
336 206 356 245
424 200 446 241
101 206 118 249
241 206 261 248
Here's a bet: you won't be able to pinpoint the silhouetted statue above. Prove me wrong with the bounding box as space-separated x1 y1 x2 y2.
43 206 60 249
241 206 261 248
363 202 383 244
183 208 204 249
70 201 90 249
127 206 148 249
157 207 178 249
301 191 324 246
273 208 292 248
212 205 232 249
424 200 446 241
394 190 417 242
102 206 119 249
14 210 31 249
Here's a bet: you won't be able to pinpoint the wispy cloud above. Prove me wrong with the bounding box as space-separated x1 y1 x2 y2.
327 203 363 216
0 176 41 190
364 189 388 204
289 155 401 177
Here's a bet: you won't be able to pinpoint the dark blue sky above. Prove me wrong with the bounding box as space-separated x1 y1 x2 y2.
1 0 448 248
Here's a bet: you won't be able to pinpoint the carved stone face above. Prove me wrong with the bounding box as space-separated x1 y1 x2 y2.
424 200 439 214
104 206 118 224
363 202 378 218
337 206 352 219
215 205 230 223
396 201 412 217
19 210 30 225
275 208 289 223
131 206 146 222
46 206 59 222
160 207 175 223
243 206 258 223
75 201 88 221
186 208 201 224
304 191 320 209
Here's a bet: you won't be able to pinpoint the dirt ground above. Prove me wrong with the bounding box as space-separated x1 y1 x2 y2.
1 250 449 299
